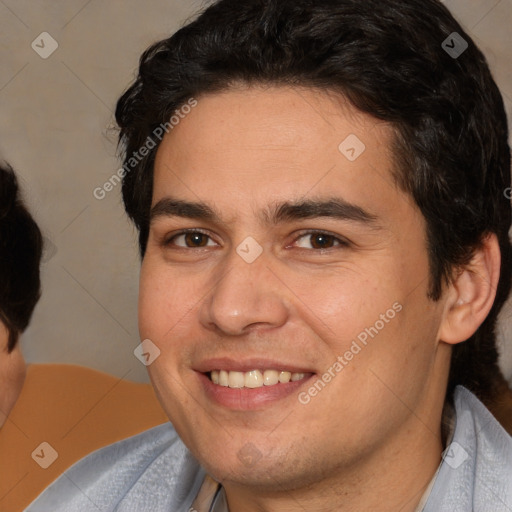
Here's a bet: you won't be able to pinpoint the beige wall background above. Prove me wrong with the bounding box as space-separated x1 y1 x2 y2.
0 0 511 384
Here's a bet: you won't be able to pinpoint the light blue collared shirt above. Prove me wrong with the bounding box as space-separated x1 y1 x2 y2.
26 386 512 511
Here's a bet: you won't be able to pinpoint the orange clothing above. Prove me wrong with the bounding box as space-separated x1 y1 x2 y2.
0 364 167 512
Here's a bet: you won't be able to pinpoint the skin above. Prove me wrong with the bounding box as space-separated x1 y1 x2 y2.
139 85 500 511
0 322 26 429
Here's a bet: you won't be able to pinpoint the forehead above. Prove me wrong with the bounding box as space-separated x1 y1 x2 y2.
152 85 402 222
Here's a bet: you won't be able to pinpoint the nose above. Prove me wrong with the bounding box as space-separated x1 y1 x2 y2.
199 249 289 336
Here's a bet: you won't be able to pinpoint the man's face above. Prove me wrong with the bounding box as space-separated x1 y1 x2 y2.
0 323 26 428
139 86 448 490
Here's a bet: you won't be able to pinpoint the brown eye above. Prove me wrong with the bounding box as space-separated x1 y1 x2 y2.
310 233 336 249
184 232 209 247
295 232 346 250
167 231 216 248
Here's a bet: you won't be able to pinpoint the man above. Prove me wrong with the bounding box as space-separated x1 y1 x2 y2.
0 163 42 428
27 0 512 510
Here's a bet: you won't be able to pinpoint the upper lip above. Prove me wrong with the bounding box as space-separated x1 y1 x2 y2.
194 357 315 374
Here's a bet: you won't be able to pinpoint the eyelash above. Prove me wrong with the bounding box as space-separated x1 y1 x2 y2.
164 228 350 250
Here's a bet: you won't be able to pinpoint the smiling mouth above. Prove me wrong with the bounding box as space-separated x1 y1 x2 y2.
207 369 311 389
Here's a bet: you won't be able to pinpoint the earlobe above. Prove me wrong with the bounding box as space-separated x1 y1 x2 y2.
438 233 501 345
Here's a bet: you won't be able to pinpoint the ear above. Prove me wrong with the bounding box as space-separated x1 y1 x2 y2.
438 233 501 345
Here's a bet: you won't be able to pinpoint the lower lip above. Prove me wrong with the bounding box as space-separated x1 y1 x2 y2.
197 372 314 410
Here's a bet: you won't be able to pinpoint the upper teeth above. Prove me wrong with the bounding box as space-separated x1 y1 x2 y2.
210 370 306 388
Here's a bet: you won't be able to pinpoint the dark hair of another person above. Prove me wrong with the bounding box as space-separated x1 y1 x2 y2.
0 164 43 352
115 0 512 406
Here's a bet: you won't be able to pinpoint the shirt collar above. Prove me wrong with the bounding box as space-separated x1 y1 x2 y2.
190 474 228 512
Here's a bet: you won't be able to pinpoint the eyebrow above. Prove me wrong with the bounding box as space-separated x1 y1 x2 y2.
150 197 380 228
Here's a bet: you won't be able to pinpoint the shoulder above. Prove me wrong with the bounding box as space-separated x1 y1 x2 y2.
424 386 512 511
25 422 205 512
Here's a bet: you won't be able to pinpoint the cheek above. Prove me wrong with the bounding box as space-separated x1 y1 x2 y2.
138 265 173 340
0 347 26 423
138 259 200 341
293 271 392 344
